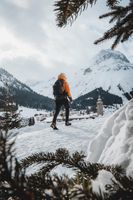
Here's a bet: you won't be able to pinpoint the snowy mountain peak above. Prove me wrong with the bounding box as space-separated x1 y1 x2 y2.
78 49 133 98
0 67 31 92
0 68 15 88
0 68 54 110
84 49 132 74
94 49 129 65
26 49 133 100
0 68 13 77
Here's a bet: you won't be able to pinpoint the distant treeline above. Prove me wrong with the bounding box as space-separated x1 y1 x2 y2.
0 87 125 111
0 87 54 111
72 87 123 110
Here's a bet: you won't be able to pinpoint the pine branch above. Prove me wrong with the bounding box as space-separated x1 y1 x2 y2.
95 4 133 48
54 0 133 48
1 143 133 200
106 0 121 8
21 148 125 181
106 176 133 200
54 0 121 27
54 0 97 27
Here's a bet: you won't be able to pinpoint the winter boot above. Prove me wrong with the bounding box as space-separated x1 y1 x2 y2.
65 122 71 126
51 123 58 130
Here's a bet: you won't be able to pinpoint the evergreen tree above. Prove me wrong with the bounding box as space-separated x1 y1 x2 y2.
20 148 133 200
0 83 21 131
0 85 31 200
0 130 32 200
1 144 133 199
0 86 133 199
54 0 133 48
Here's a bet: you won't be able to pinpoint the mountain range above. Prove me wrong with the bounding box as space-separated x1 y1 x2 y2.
72 87 123 110
27 49 133 101
0 49 132 111
0 68 54 111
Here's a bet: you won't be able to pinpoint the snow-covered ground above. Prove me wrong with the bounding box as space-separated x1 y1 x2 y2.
19 106 48 118
15 114 108 175
87 99 133 176
16 118 103 158
14 100 133 178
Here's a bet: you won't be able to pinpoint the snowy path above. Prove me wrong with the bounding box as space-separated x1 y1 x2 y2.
15 116 108 161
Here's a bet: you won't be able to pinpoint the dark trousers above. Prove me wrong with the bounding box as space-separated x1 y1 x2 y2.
52 98 70 124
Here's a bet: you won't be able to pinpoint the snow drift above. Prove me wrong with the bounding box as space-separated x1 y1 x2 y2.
87 99 133 176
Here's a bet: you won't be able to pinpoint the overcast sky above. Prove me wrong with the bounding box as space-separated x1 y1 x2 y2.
0 0 132 83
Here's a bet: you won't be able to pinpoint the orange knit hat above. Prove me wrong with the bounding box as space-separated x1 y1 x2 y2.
58 73 67 81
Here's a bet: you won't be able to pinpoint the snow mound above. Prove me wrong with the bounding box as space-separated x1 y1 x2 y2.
92 170 115 194
87 99 133 176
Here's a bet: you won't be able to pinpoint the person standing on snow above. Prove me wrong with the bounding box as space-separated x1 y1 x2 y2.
51 73 72 130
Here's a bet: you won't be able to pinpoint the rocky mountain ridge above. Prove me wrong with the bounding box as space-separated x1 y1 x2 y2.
0 68 54 110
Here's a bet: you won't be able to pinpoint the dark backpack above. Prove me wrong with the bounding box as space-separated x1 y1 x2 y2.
53 80 64 97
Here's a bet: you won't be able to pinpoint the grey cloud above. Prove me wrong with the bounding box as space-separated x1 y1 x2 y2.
1 56 50 81
0 0 132 83
0 0 108 50
0 0 52 48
